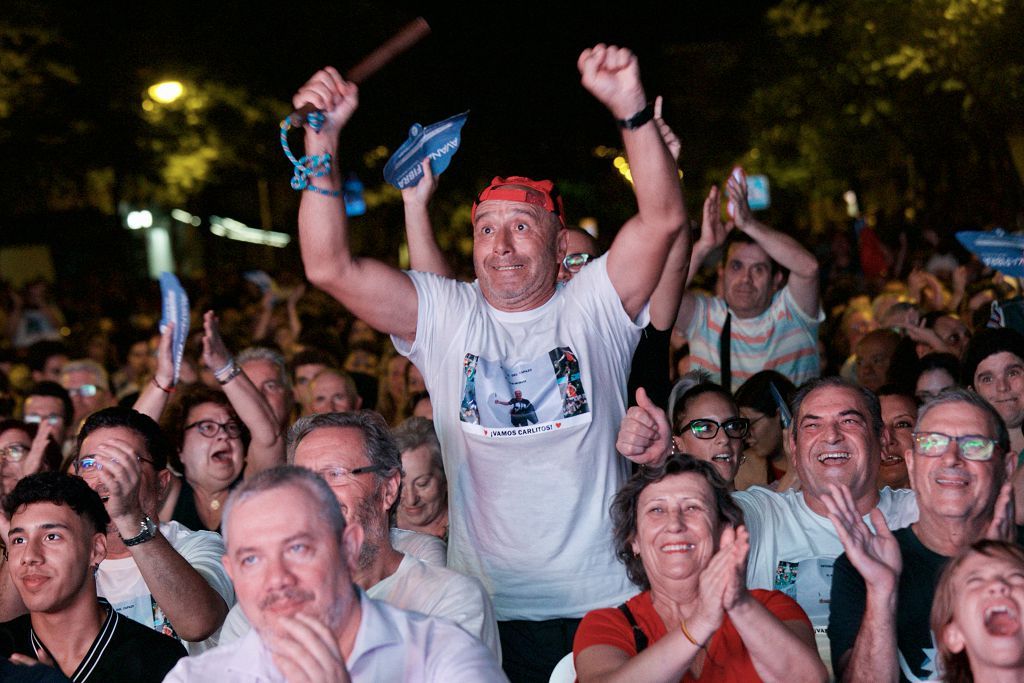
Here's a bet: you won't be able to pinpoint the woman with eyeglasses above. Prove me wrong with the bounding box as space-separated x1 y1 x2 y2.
669 372 749 490
135 312 285 531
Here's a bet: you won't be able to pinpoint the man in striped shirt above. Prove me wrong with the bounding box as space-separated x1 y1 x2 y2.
676 174 822 392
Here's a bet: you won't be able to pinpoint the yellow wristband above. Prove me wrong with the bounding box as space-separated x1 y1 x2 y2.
680 618 700 647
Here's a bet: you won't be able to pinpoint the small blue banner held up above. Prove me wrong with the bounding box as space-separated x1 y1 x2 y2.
159 272 190 384
384 111 469 190
956 229 1024 277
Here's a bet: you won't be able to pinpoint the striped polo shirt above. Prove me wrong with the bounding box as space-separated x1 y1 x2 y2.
684 286 823 392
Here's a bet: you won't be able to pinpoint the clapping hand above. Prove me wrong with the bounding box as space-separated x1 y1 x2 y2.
202 310 232 373
695 186 730 257
985 480 1015 542
822 483 901 591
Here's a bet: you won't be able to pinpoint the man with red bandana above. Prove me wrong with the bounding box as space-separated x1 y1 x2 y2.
294 44 686 680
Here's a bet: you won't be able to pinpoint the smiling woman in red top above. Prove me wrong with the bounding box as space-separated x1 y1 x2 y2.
573 455 826 682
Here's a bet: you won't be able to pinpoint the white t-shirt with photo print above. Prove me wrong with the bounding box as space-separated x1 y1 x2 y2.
393 255 646 620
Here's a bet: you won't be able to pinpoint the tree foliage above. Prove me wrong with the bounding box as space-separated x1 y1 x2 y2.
746 0 1024 233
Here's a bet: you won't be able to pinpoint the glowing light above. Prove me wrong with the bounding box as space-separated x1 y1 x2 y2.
126 210 153 230
209 215 291 248
171 209 202 226
148 81 185 104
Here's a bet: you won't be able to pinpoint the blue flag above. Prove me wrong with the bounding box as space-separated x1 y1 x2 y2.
956 229 1024 276
384 111 469 190
159 272 190 384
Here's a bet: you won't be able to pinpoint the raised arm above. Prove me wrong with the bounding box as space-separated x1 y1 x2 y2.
673 186 727 333
295 67 418 342
402 158 453 278
133 323 176 422
201 311 285 476
646 97 690 331
578 46 686 320
727 173 820 317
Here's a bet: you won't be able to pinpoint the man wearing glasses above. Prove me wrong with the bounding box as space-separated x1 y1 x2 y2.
217 411 500 659
826 388 1016 682
0 407 234 655
60 359 116 429
21 382 72 455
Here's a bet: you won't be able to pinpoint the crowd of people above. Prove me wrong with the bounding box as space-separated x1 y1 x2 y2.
0 43 1022 682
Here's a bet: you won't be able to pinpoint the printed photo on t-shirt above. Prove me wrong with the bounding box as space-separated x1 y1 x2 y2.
773 558 834 629
459 347 590 438
108 594 179 641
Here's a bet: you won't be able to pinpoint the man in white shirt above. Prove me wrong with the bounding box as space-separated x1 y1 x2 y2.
165 466 506 682
218 411 499 658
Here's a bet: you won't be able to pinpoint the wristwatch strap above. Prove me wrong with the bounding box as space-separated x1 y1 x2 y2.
122 516 158 547
617 102 654 130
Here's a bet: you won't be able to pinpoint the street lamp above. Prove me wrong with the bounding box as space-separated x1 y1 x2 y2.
147 80 185 104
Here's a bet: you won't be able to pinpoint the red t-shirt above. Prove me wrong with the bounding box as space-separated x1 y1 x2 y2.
573 589 810 682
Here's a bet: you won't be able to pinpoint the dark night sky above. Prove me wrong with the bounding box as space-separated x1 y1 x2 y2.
27 0 776 174
2 0 780 258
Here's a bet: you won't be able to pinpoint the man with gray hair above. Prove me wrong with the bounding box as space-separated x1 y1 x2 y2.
61 359 116 427
237 346 294 433
826 388 1016 682
218 411 499 658
165 466 505 681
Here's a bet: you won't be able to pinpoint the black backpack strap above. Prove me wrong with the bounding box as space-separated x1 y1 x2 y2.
616 602 649 653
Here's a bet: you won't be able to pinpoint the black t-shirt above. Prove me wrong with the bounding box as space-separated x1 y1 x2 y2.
0 600 186 683
828 526 947 682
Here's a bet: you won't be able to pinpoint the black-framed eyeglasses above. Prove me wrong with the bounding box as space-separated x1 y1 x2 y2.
316 464 388 487
185 420 244 439
561 253 592 273
74 453 156 475
676 418 750 440
912 431 997 462
0 444 31 462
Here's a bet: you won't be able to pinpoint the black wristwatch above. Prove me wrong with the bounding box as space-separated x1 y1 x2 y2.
121 515 158 547
617 102 655 130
